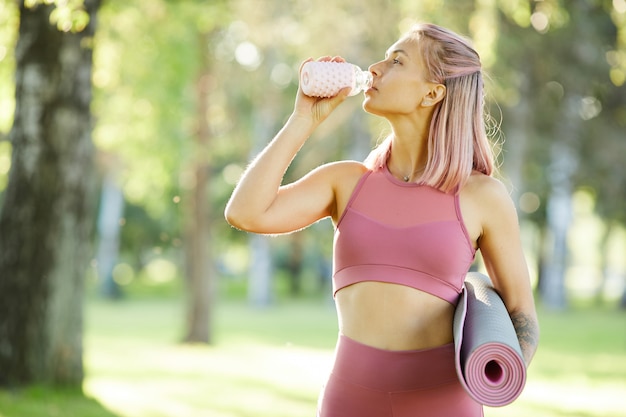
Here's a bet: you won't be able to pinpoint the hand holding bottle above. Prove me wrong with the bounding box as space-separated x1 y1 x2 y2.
300 61 372 97
293 56 370 128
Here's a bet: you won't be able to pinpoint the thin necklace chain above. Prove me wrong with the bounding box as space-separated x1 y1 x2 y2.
389 159 426 182
402 166 426 182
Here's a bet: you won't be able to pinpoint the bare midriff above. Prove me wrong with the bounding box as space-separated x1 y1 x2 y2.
335 281 456 351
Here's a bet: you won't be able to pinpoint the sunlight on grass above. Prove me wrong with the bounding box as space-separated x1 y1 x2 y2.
84 299 337 417
486 374 626 417
486 308 626 417
83 299 626 417
0 385 118 417
85 343 333 417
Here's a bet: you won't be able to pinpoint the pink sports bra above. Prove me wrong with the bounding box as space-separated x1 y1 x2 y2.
333 165 476 305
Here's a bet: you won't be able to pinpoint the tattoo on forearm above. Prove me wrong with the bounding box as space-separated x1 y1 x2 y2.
510 311 539 365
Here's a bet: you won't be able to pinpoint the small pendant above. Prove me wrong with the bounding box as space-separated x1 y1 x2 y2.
403 176 409 182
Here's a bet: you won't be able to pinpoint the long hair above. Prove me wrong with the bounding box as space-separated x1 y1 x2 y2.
364 23 495 193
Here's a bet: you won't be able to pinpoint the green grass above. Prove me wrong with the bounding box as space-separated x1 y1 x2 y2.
82 298 338 417
487 307 626 417
0 386 118 417
1 298 625 417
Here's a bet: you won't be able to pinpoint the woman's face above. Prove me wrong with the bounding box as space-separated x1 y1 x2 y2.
363 37 438 118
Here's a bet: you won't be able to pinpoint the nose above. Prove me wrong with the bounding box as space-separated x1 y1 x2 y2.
368 60 382 77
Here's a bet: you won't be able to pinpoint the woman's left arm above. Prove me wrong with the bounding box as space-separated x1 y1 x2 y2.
476 178 540 366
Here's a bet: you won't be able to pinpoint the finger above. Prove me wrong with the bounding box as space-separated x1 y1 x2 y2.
336 86 352 98
327 86 351 109
298 57 314 73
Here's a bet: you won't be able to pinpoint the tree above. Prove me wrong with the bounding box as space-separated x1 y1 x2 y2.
0 0 101 387
90 0 232 342
493 0 626 309
182 28 216 343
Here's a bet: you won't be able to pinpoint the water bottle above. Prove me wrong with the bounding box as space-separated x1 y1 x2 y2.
300 61 373 98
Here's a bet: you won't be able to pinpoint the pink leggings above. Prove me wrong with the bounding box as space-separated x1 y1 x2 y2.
317 334 483 417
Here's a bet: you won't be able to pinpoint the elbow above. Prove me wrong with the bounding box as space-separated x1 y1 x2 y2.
224 201 256 232
224 202 244 230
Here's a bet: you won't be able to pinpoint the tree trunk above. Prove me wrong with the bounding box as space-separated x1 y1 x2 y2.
540 177 571 310
539 110 579 310
248 234 273 307
183 32 214 344
286 233 304 296
246 78 279 308
0 0 100 387
595 222 613 305
182 156 212 343
95 162 124 299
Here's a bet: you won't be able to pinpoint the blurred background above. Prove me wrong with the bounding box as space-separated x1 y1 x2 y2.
0 0 625 416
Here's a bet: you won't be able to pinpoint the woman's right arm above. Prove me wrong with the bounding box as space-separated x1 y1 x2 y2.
224 58 351 234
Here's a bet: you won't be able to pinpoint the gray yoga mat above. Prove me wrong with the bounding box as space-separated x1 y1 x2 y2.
453 272 527 407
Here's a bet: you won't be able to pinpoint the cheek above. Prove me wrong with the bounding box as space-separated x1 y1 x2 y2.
364 89 420 115
395 90 422 110
398 81 426 107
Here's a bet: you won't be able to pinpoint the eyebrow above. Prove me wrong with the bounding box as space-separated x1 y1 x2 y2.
385 49 410 59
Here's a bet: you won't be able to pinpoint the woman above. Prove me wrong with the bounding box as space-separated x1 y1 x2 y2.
225 23 539 417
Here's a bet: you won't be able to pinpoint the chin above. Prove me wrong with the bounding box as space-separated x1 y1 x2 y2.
362 100 384 117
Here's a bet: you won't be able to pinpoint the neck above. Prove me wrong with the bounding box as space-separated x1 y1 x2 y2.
386 119 430 182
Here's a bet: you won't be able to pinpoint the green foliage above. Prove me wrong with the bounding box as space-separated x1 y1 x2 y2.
2 0 625 302
67 1 626 307
25 0 90 33
490 0 626 232
0 1 18 197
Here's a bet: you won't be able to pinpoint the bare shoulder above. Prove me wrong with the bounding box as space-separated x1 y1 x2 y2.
320 160 368 177
320 160 368 223
460 173 519 244
332 160 369 189
463 173 515 210
310 160 368 189
293 160 366 188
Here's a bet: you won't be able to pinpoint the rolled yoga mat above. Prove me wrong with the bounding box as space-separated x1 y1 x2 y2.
453 272 527 407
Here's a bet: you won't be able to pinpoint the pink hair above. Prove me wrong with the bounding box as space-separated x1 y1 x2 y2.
364 23 495 193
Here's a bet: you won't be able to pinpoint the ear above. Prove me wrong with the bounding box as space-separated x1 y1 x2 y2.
421 84 446 107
